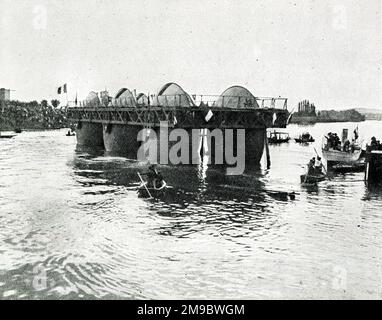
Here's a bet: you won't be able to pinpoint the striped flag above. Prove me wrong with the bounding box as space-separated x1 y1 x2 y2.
354 126 359 140
57 84 67 94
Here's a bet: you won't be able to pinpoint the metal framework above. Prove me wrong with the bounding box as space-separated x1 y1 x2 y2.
67 94 288 129
67 105 288 129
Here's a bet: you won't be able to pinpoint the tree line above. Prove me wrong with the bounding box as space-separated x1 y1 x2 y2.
0 99 69 131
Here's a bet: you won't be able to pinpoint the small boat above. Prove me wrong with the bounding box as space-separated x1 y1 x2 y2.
0 132 16 139
0 135 16 139
137 184 168 198
268 131 290 144
137 172 168 198
66 130 75 136
300 172 326 184
295 132 314 143
322 128 363 165
330 160 365 173
322 148 362 164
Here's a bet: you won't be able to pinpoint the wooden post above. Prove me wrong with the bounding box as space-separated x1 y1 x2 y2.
264 129 271 168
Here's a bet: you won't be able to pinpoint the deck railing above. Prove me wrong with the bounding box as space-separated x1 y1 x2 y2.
69 94 288 110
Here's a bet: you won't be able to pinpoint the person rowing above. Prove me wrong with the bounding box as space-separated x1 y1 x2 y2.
301 155 326 184
314 156 323 174
307 157 315 175
143 164 166 190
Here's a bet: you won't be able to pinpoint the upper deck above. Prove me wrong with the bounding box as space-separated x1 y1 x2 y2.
67 94 289 129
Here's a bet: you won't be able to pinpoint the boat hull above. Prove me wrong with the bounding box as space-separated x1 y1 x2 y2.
322 149 362 164
268 138 290 144
295 138 314 143
0 135 16 139
300 173 326 184
137 186 168 198
330 161 365 173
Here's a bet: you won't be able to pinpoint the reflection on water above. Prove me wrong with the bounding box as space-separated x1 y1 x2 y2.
1 123 382 299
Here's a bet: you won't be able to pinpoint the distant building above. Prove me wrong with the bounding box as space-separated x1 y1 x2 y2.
297 99 316 115
0 88 11 101
290 99 318 124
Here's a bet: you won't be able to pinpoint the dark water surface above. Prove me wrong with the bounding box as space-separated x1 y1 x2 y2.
1 121 382 299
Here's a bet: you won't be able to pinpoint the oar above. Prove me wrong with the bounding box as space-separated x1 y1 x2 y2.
137 172 153 199
303 165 309 184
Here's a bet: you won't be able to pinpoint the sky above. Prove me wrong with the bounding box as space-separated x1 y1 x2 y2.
1 0 382 109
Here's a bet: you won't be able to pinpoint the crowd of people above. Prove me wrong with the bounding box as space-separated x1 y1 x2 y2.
369 137 382 151
325 132 341 150
324 132 357 152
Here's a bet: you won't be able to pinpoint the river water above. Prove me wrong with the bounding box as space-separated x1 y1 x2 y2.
1 121 382 299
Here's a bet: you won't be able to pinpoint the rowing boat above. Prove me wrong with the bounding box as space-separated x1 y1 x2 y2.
137 172 168 198
330 161 365 173
300 173 326 184
0 134 16 139
295 137 315 143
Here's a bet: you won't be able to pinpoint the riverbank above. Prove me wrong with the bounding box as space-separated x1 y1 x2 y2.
0 100 68 131
290 108 365 124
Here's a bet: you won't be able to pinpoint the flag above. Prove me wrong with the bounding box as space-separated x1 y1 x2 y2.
57 83 67 94
205 109 213 122
354 126 359 140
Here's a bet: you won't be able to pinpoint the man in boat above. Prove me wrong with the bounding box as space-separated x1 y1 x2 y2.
350 139 356 153
325 132 334 149
307 157 316 175
144 164 165 189
343 139 350 152
302 132 310 141
314 156 323 174
333 133 341 150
